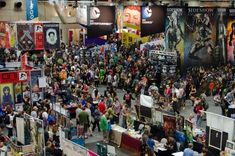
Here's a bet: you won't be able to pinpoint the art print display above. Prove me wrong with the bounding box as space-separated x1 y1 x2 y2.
227 8 235 63
123 6 141 30
176 115 184 131
5 23 10 48
163 115 176 137
141 6 166 37
165 7 185 64
8 23 17 48
184 8 216 66
43 23 60 49
0 83 14 109
17 23 35 51
34 23 44 50
0 22 6 48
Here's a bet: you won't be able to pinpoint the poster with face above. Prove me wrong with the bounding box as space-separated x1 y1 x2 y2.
30 70 42 93
227 9 235 63
0 22 6 48
43 23 60 50
0 83 14 109
163 115 176 137
165 7 185 65
184 7 216 66
14 83 23 104
124 6 141 29
17 23 35 51
34 23 44 50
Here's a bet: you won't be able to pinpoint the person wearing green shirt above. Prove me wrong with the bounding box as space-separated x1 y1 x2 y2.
100 113 108 143
78 107 90 138
99 68 106 84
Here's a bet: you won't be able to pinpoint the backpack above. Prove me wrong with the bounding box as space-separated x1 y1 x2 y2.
4 115 10 125
124 94 131 101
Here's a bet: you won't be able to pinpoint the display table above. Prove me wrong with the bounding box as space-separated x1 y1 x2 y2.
153 140 168 156
121 132 142 156
172 152 183 156
110 125 127 146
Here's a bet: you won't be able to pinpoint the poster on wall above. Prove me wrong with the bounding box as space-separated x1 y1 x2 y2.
163 115 176 137
14 83 23 104
87 6 115 38
165 7 185 65
227 8 235 63
115 5 123 33
17 23 35 51
43 23 60 50
216 8 227 64
141 6 166 37
30 70 42 93
0 22 6 48
5 23 10 48
140 39 165 51
123 6 141 30
184 7 216 66
8 23 17 48
34 23 44 50
77 5 88 26
0 83 14 109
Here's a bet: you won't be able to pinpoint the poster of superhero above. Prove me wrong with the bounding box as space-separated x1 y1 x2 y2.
0 22 6 48
34 23 44 50
216 8 227 64
43 23 60 50
165 7 185 64
227 9 235 63
17 23 35 51
0 83 14 109
184 8 216 66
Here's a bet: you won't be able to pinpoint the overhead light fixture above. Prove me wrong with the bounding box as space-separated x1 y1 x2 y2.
0 1 6 8
15 1 22 9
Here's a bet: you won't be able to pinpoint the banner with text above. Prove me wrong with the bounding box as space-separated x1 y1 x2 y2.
87 6 115 38
26 0 39 21
34 23 44 50
141 6 166 37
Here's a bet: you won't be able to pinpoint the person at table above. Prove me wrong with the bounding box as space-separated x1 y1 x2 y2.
113 97 122 124
146 134 155 156
105 107 115 124
183 143 194 156
100 111 109 143
165 137 178 154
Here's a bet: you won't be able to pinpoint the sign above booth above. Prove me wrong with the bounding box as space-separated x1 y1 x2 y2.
0 71 30 84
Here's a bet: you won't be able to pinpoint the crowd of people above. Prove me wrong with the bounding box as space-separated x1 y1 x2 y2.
0 38 233 156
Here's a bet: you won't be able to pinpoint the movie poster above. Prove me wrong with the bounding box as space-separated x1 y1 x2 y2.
0 83 14 109
165 7 185 64
34 23 44 50
184 7 216 66
227 9 235 63
9 23 17 48
87 6 115 38
17 23 35 51
0 22 6 48
141 6 166 37
43 23 60 50
163 115 176 137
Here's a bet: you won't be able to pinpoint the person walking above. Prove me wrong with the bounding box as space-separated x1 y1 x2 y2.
100 112 109 143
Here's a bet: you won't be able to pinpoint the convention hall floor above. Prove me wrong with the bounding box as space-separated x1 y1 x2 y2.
84 85 221 156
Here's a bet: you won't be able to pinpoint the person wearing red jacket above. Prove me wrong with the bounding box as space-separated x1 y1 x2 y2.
194 103 204 128
98 98 106 114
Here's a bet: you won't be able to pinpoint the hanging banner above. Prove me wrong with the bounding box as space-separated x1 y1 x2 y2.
115 5 123 33
163 115 176 137
0 22 6 48
26 0 39 21
227 8 235 63
0 83 14 109
184 7 216 66
9 23 17 48
141 6 166 37
216 8 227 64
0 71 30 84
43 23 60 50
17 23 35 51
34 23 44 50
30 70 42 93
165 7 185 64
123 6 141 30
14 83 23 104
77 5 88 26
87 6 115 38
5 23 10 48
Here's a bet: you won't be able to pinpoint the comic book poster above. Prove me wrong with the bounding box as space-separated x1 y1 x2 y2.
165 7 185 64
34 23 44 50
0 22 6 48
17 23 35 51
9 23 17 48
216 8 227 64
0 83 14 109
227 9 235 63
184 8 216 66
30 70 42 93
14 83 23 104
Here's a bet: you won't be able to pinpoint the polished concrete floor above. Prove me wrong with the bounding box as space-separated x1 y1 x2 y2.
84 85 221 155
